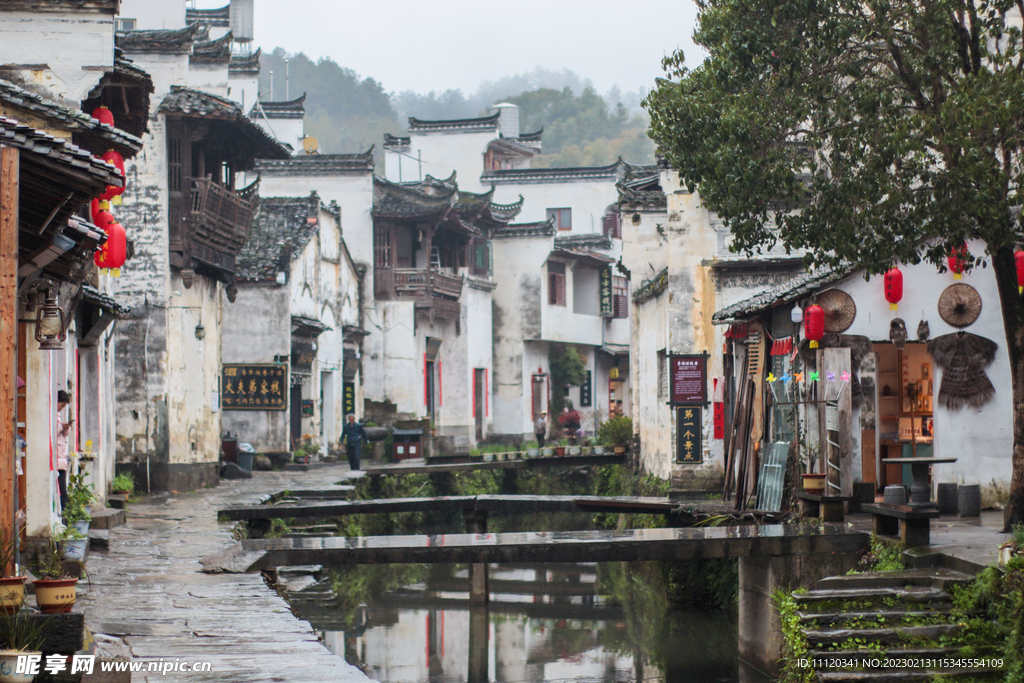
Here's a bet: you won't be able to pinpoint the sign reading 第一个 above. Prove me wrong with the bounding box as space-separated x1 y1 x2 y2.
222 364 287 410
677 406 702 464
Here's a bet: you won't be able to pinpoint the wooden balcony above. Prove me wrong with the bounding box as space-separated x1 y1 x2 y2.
375 267 463 320
187 177 256 257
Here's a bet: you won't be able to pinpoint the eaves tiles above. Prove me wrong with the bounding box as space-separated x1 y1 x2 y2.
236 195 320 282
711 267 853 324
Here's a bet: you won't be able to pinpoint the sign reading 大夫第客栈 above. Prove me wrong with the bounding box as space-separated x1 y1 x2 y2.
670 353 708 405
600 267 613 317
677 406 702 464
222 364 287 410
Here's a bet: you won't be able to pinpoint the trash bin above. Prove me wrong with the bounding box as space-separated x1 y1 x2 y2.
392 428 423 461
237 442 255 472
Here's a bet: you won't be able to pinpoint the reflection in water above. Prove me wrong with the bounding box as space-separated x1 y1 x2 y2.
286 562 768 683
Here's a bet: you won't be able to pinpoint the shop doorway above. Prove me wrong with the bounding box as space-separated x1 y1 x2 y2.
872 342 934 490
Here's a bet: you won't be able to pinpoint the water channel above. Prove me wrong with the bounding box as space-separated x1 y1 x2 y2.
271 469 774 682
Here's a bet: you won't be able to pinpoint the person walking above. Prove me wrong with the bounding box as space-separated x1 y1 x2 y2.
55 390 73 509
534 411 547 448
341 414 367 471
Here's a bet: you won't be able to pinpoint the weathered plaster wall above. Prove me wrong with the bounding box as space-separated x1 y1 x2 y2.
491 179 619 233
385 130 496 192
118 0 185 31
221 283 290 451
255 116 304 155
362 301 418 416
0 10 113 105
187 62 229 99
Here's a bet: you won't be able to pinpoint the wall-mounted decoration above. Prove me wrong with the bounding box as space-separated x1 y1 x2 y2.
884 267 903 311
938 283 982 328
301 399 315 416
917 320 930 341
889 318 908 350
817 289 856 332
927 331 998 410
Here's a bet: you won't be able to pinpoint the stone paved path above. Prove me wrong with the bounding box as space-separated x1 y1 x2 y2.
78 464 367 683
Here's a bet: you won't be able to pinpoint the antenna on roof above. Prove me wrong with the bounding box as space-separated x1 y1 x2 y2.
302 136 319 155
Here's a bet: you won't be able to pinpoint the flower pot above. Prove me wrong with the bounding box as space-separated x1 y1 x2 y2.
0 650 40 683
567 446 581 456
61 539 88 561
526 449 539 459
802 474 828 493
998 543 1021 567
540 448 554 458
613 445 627 455
482 454 493 462
33 578 78 613
72 520 89 536
555 447 566 457
0 578 25 615
593 446 606 455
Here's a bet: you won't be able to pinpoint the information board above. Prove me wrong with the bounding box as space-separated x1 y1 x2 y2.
222 364 287 410
343 381 356 416
670 354 708 405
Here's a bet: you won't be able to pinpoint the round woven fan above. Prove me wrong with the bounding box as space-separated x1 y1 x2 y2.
938 283 982 328
816 289 857 333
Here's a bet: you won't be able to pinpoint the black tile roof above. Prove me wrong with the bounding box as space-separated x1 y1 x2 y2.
82 284 130 317
158 86 290 159
492 218 556 238
617 162 666 211
117 23 205 54
229 48 261 75
482 160 623 185
251 94 306 120
191 32 233 64
712 267 852 324
186 5 230 27
554 234 613 251
0 115 125 189
0 78 144 157
408 111 500 132
254 147 375 177
236 194 321 282
383 133 410 149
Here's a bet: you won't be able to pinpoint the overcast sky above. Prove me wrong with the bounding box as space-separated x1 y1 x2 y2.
194 0 704 96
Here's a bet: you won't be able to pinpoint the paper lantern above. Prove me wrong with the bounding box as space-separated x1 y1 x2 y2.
89 198 111 224
92 209 114 230
804 304 824 349
94 221 126 273
948 245 968 279
790 306 803 324
883 267 903 311
91 106 114 127
99 150 126 202
1016 251 1024 294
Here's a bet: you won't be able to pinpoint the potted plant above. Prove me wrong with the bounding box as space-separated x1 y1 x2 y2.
32 532 84 614
598 416 633 455
0 523 25 616
0 609 46 683
554 438 568 457
558 409 582 445
109 472 134 509
525 441 540 459
62 472 93 535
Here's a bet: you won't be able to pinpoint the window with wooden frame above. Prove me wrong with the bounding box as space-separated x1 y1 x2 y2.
548 261 566 306
470 238 491 276
603 211 622 239
374 225 392 268
547 208 572 231
613 276 628 318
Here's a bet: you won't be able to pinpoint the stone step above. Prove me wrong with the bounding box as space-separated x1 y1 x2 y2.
794 586 949 607
815 568 974 592
90 508 125 529
816 668 1004 682
798 608 951 627
803 623 961 648
807 646 976 661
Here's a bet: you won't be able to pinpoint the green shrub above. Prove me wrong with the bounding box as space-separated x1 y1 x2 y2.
111 472 134 495
598 416 633 446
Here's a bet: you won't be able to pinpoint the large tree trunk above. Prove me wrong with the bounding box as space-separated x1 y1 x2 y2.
992 247 1024 530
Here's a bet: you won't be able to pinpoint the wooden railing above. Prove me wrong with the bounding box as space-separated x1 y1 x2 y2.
374 267 463 319
187 177 256 255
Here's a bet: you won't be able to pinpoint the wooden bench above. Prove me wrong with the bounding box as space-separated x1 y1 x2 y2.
862 503 940 546
795 492 851 523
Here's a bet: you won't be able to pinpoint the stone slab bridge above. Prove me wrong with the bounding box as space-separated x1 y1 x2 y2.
205 523 869 676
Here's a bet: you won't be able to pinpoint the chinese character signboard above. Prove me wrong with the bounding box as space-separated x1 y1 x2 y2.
222 364 287 410
600 267 613 317
670 354 708 405
580 370 592 407
343 381 356 416
677 406 702 464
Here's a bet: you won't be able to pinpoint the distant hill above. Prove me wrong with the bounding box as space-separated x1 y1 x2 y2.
259 50 655 168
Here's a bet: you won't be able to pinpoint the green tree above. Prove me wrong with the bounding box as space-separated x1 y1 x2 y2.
645 0 1024 529
548 343 587 416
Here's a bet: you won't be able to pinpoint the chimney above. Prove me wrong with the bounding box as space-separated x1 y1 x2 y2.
491 103 519 139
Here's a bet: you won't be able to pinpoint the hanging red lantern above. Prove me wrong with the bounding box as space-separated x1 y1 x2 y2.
94 221 126 274
804 304 825 349
883 267 903 311
92 209 114 230
1015 251 1024 294
948 245 968 279
91 106 114 127
99 150 126 203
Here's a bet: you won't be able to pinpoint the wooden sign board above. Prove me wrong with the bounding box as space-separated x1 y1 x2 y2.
222 364 287 410
670 353 708 405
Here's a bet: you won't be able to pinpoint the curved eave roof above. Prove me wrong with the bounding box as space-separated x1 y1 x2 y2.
372 175 457 221
408 111 500 132
482 160 623 184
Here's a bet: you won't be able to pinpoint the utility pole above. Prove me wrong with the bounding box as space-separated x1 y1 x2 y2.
0 146 19 571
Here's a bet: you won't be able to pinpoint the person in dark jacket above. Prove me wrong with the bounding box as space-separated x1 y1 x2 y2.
341 414 367 471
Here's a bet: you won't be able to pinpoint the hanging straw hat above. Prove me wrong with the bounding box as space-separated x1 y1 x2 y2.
938 283 982 328
816 289 857 333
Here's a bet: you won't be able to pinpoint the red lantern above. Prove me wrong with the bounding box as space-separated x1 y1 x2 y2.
883 267 903 311
100 150 126 202
94 221 126 273
92 209 114 230
1015 250 1024 294
804 304 825 349
948 245 968 279
91 106 114 127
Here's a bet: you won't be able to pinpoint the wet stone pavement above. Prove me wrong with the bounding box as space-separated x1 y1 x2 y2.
78 463 368 683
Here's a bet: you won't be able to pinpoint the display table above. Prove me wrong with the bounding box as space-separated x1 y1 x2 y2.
880 457 957 509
